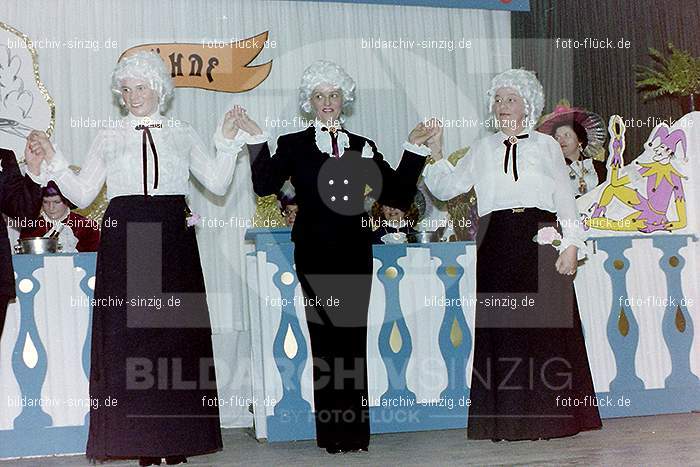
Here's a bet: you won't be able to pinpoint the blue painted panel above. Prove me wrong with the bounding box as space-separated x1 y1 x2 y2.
652 236 700 389
596 237 645 392
1 253 96 459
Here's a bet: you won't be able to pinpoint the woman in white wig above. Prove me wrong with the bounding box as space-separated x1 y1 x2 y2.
423 69 602 441
231 59 436 453
27 50 245 466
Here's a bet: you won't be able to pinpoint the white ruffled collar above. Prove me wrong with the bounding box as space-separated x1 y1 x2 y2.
313 120 350 157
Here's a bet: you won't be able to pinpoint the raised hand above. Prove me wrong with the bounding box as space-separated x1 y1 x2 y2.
24 138 43 176
230 105 262 137
408 122 432 146
424 118 443 159
222 108 240 140
27 130 55 162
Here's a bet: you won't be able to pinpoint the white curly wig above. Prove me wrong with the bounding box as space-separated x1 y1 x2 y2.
298 60 356 116
112 51 174 112
487 69 544 130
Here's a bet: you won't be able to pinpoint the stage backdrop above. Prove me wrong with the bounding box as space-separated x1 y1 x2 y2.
1 0 511 427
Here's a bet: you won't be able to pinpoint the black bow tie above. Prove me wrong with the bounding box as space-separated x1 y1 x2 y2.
502 134 529 182
135 124 161 195
321 126 345 157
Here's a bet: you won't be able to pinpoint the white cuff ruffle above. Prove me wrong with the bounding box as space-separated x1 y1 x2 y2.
402 141 431 157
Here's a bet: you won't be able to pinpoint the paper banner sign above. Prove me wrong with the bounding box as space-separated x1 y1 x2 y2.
120 31 272 93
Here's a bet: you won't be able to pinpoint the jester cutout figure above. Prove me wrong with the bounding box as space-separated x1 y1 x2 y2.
584 115 688 233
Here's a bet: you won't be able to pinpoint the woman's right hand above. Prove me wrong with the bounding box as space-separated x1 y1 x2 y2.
231 105 263 136
408 121 432 146
425 119 444 160
24 138 43 176
27 130 55 162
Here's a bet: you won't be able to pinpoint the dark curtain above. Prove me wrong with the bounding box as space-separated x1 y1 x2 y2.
512 0 700 161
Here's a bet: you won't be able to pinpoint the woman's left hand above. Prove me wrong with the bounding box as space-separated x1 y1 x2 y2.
425 120 444 157
409 120 438 146
555 245 578 276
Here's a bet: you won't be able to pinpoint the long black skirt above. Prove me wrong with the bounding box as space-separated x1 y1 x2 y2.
467 208 602 440
86 195 222 460
0 295 9 345
294 240 373 450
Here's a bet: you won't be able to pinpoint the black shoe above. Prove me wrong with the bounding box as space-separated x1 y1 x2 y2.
344 441 368 452
344 446 368 453
139 458 162 467
491 438 503 443
325 446 344 454
165 456 187 465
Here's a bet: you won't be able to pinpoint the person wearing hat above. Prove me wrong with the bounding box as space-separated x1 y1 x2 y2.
370 197 419 244
277 180 298 226
0 146 43 343
537 104 607 196
423 69 601 441
20 180 100 252
278 193 298 226
231 60 434 454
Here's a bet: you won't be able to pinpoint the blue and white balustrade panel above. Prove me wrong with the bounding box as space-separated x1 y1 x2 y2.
0 253 96 459
574 235 700 416
246 228 477 441
247 228 700 442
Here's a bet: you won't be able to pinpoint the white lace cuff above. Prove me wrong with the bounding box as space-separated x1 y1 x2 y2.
402 141 431 157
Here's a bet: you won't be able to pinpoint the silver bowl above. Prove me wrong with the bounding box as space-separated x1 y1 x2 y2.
407 231 440 243
381 232 407 244
14 237 63 255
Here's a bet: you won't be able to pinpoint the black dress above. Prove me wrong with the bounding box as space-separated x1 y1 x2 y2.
0 149 42 337
86 195 223 460
42 116 235 463
467 208 602 440
248 125 426 450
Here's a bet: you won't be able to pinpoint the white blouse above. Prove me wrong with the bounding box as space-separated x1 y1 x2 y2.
32 113 247 208
423 129 586 251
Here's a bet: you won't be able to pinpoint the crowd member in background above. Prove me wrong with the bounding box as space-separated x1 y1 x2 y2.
277 181 298 226
370 199 418 244
20 181 100 252
537 105 607 197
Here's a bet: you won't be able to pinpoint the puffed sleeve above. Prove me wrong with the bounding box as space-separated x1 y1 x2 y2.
40 133 108 209
247 133 293 197
422 140 477 201
547 138 587 252
187 123 251 196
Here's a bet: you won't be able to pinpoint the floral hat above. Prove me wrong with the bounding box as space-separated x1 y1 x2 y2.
537 101 606 160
